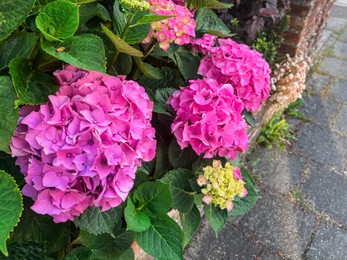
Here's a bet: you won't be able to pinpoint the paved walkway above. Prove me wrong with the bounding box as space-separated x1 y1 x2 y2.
184 6 347 260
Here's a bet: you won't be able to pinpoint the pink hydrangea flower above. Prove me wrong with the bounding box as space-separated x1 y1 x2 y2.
168 78 248 160
198 38 271 113
10 65 156 223
143 0 196 50
190 33 218 54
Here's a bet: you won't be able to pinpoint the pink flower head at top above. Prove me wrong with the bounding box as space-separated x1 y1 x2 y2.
168 78 248 160
143 0 196 50
190 33 218 54
10 65 156 223
198 38 271 113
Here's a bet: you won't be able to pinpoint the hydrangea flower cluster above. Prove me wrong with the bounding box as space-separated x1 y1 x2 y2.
197 160 248 211
168 78 248 160
10 65 156 223
190 33 217 54
143 0 196 50
198 38 271 113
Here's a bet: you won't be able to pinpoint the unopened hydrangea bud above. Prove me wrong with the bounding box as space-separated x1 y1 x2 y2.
197 160 247 211
120 0 150 11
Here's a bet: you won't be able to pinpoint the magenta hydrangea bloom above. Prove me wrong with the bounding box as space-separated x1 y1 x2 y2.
143 0 196 50
190 34 217 54
10 65 156 223
198 38 271 113
168 78 248 160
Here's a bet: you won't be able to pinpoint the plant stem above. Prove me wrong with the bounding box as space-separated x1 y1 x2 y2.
143 39 158 59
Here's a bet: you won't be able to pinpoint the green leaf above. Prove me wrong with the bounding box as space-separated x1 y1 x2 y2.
0 33 38 71
101 24 143 57
134 57 162 79
0 77 19 153
36 0 79 41
204 204 228 236
153 141 171 179
194 8 232 37
74 207 122 236
161 169 195 213
0 171 23 256
173 48 200 81
0 0 35 41
0 242 45 260
8 58 59 106
79 3 98 27
133 182 172 217
132 14 172 26
68 0 98 3
96 3 111 22
243 110 256 128
188 0 233 9
41 34 107 73
125 13 151 44
64 246 92 260
112 0 126 36
139 67 184 90
78 230 134 259
228 169 261 217
134 215 183 260
168 139 199 169
12 197 71 259
180 205 201 247
124 198 151 232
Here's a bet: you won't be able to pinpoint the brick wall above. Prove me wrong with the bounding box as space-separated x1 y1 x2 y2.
280 0 336 57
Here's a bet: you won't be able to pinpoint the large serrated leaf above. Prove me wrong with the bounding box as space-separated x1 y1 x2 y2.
194 8 233 37
0 171 23 256
41 34 107 73
228 168 261 217
112 0 126 36
0 242 45 260
133 182 172 217
188 0 233 9
132 14 172 26
0 0 35 41
36 0 79 41
0 77 19 153
204 204 228 236
168 139 199 169
78 230 134 259
64 246 92 260
0 33 38 71
74 207 122 235
173 48 200 81
125 12 151 44
161 169 196 213
134 215 183 260
8 58 59 106
124 198 151 232
180 205 201 247
101 24 143 57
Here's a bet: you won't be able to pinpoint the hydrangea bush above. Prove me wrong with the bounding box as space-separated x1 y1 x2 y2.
0 0 270 259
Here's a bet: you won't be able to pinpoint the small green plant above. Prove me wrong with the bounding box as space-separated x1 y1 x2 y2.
257 111 296 149
284 98 308 120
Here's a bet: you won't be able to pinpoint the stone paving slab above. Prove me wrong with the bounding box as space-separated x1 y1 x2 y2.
340 30 347 41
297 95 342 127
303 164 347 226
247 148 306 195
237 190 316 259
258 250 282 260
333 104 347 135
326 16 347 32
306 225 347 260
327 78 347 102
320 57 347 78
295 124 347 173
332 40 347 58
184 219 261 260
305 73 332 96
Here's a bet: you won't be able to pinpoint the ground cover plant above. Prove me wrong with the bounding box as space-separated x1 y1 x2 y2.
0 0 272 259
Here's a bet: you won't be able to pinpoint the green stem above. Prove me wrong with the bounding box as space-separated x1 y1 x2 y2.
143 39 157 59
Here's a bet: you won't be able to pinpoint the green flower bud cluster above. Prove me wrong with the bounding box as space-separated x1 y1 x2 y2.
197 160 248 211
120 0 150 12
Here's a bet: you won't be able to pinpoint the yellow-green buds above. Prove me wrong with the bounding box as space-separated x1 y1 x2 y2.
197 160 248 211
